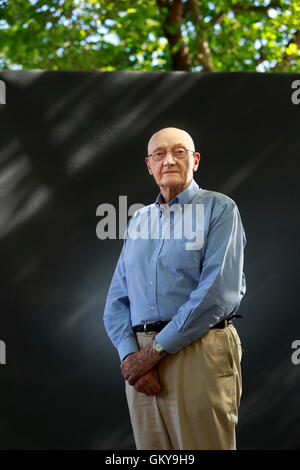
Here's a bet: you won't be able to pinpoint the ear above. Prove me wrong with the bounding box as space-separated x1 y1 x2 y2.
193 152 201 171
145 157 153 175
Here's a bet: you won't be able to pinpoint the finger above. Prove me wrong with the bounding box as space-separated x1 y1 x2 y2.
141 387 155 396
128 375 138 386
127 367 145 384
135 380 161 395
148 381 160 394
144 375 161 390
151 384 160 393
125 373 132 382
133 383 151 395
133 371 161 393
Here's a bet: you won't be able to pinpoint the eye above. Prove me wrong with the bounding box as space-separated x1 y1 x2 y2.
174 149 185 156
154 152 164 158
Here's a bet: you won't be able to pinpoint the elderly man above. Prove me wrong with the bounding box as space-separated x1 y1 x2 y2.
104 127 246 450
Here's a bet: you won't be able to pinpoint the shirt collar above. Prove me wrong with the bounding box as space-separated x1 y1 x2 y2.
154 179 200 209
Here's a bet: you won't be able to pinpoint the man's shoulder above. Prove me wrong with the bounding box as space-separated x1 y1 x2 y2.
195 188 237 208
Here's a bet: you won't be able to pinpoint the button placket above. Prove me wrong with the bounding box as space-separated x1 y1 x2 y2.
161 204 182 241
147 206 165 317
148 251 157 313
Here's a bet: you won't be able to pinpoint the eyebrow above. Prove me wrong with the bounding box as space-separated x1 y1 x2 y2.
152 143 186 152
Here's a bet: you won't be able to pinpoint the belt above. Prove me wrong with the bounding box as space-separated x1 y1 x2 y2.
209 314 243 329
132 315 242 333
132 321 169 333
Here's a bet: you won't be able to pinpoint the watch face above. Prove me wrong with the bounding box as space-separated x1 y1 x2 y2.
153 340 163 353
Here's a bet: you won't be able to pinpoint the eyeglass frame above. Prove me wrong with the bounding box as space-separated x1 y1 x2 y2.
147 148 196 161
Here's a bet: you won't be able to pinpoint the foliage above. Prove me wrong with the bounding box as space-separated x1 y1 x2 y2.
0 0 299 71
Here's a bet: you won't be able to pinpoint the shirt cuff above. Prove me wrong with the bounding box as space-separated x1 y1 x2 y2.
118 335 139 362
154 321 193 355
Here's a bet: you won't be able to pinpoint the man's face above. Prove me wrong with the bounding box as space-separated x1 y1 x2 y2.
145 128 200 190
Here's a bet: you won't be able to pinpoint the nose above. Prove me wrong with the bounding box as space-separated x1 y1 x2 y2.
163 150 176 164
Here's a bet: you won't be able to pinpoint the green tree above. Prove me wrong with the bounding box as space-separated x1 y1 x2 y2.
0 0 300 71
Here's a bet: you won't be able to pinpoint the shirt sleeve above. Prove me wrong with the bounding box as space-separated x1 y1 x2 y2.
155 202 247 354
103 231 139 362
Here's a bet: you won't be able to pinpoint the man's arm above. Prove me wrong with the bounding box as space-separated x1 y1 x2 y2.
103 237 139 362
155 202 246 354
104 236 162 393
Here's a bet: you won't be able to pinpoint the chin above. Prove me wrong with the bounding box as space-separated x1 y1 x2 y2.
162 174 181 180
161 178 183 187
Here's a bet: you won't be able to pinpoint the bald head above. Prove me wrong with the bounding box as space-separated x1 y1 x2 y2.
147 127 195 155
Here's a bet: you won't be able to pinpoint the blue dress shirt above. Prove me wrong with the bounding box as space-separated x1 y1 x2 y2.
104 179 246 361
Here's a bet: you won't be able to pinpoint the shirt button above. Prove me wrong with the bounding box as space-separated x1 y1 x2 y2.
152 257 156 262
150 281 153 286
150 306 155 310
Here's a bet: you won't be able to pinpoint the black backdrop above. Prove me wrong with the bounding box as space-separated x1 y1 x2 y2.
0 71 299 450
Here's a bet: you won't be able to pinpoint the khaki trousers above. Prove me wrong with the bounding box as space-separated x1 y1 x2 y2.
125 324 242 450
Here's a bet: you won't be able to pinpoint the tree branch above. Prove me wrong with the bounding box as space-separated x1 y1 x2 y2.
156 0 191 71
182 0 215 71
232 1 281 14
198 1 282 71
209 11 227 28
254 51 268 67
207 1 281 31
273 29 300 70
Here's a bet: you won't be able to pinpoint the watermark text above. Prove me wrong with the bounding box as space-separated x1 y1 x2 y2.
291 340 300 365
0 80 6 104
96 196 204 250
291 80 300 105
0 340 6 365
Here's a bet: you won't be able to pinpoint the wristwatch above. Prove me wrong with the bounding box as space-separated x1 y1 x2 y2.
152 339 168 357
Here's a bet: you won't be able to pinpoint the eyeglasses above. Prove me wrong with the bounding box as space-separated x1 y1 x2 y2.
147 148 195 161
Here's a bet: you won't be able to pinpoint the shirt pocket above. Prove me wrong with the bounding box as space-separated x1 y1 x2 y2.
160 238 203 275
213 328 235 376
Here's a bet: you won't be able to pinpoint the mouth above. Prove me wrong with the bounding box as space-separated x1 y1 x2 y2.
163 171 179 174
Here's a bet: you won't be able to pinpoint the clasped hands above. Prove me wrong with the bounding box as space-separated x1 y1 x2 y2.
120 341 163 396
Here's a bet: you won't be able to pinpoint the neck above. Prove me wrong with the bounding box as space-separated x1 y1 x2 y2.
160 178 192 204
